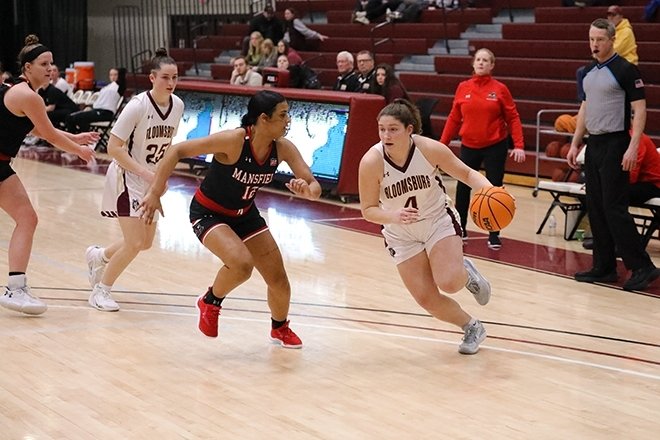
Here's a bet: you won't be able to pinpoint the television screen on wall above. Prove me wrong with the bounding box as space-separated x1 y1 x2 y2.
172 91 349 183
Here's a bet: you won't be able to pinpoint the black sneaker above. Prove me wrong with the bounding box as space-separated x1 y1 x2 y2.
622 266 660 291
487 233 502 250
582 238 593 250
574 268 618 283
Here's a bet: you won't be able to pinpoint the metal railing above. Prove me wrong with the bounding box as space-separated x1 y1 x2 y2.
113 0 254 71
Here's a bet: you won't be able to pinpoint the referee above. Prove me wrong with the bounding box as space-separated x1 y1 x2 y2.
567 18 659 291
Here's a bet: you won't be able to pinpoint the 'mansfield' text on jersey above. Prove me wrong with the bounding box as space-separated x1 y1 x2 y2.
384 175 432 198
146 125 175 140
232 168 274 185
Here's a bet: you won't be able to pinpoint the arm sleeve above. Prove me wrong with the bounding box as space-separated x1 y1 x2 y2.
499 84 525 149
440 85 463 145
293 19 320 39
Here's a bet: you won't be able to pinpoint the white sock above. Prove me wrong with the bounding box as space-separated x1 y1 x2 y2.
8 274 27 291
462 318 477 332
99 282 112 291
100 248 109 264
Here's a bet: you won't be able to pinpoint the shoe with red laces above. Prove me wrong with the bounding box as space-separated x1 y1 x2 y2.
270 321 303 349
196 295 221 337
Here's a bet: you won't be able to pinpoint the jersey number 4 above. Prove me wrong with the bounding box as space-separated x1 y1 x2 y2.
145 143 169 165
404 196 418 209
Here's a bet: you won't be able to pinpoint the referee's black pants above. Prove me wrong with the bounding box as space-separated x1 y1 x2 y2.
585 131 653 271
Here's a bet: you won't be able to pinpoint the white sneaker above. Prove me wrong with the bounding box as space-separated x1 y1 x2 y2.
85 245 106 288
0 286 48 315
458 320 486 355
89 284 119 312
464 258 491 305
354 15 370 25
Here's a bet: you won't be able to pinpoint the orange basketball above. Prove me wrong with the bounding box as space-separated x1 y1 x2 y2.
559 143 571 159
469 187 516 232
545 141 561 158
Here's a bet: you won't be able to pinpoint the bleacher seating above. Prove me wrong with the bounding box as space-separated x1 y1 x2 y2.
140 0 660 180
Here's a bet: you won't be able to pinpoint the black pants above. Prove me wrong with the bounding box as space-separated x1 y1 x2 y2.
585 132 653 271
630 182 660 206
66 109 113 133
455 138 508 232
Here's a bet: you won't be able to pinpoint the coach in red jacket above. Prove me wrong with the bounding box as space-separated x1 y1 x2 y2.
441 48 526 250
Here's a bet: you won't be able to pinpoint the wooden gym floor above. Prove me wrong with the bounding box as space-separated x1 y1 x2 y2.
1 146 659 439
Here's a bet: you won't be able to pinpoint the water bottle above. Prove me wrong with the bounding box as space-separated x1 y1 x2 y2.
548 214 557 236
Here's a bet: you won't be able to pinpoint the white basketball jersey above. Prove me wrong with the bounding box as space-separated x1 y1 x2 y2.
110 91 184 172
376 138 448 222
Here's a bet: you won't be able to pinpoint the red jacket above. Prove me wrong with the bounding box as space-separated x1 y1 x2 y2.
440 74 524 150
631 133 660 187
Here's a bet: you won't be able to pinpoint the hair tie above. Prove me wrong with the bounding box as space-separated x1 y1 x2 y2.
22 45 50 65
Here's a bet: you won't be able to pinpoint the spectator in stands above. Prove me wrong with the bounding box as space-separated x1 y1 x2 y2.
39 83 78 128
370 63 409 103
577 4 638 101
0 70 10 83
643 0 660 22
276 54 321 89
66 67 126 134
242 5 284 55
277 39 303 66
283 7 328 51
356 50 376 93
333 51 360 92
245 31 264 67
440 48 526 250
566 18 658 291
230 55 263 86
607 5 638 64
387 0 425 22
353 0 403 25
255 38 278 73
50 64 73 98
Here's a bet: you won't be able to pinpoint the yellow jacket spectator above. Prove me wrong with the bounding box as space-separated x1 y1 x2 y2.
607 5 638 65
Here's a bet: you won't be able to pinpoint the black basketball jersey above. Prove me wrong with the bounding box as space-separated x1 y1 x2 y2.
0 78 35 158
197 128 279 212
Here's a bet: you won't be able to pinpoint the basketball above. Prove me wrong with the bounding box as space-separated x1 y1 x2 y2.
545 141 561 157
559 143 571 159
469 187 516 232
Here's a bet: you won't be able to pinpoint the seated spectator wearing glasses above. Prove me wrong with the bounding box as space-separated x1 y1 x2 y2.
356 50 376 94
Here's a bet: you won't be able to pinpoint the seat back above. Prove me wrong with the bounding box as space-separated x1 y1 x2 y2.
86 91 100 106
78 90 92 105
90 94 129 152
71 89 84 104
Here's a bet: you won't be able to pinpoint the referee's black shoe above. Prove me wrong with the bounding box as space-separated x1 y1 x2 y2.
623 265 660 291
574 268 618 283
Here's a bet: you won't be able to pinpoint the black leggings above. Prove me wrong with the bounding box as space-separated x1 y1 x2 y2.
66 109 114 133
455 138 509 232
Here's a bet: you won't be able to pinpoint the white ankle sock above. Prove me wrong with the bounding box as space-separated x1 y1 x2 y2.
8 274 26 291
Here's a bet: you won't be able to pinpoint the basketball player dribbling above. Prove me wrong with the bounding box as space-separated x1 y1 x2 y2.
85 48 184 311
358 99 493 354
139 90 321 348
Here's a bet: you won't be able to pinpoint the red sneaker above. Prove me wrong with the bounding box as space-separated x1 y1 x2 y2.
270 321 303 349
196 295 221 338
